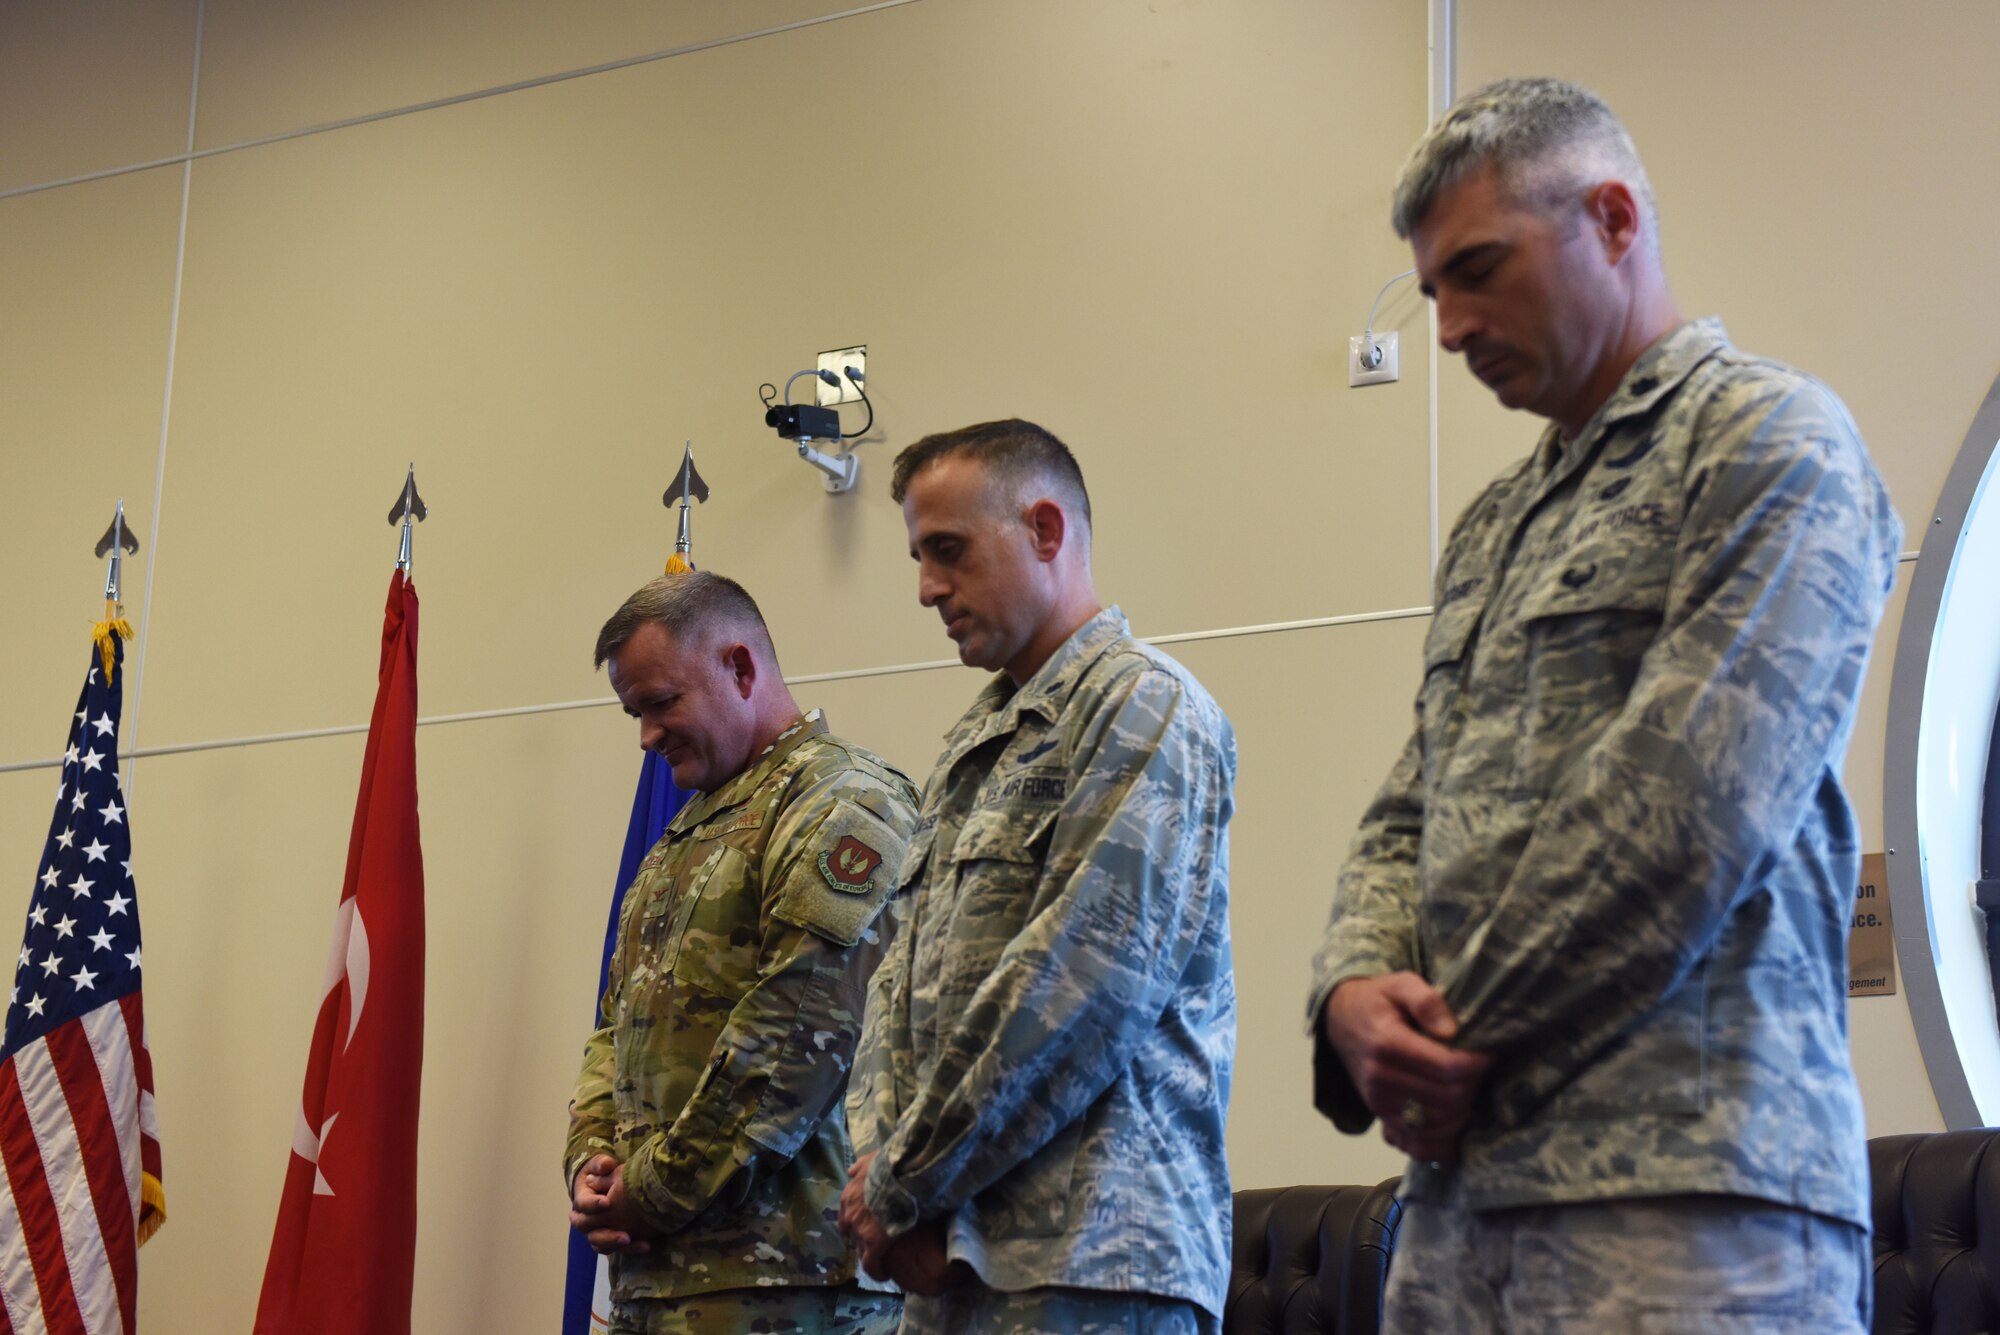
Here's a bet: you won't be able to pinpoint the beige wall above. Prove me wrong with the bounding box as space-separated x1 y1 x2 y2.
0 0 1989 1328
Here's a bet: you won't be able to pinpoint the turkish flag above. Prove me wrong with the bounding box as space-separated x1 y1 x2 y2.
257 571 425 1333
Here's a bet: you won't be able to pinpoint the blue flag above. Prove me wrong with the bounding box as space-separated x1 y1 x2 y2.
562 750 691 1334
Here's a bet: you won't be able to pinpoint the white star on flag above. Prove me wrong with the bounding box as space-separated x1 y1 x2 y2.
38 868 56 890
81 839 108 863
100 800 125 825
105 891 130 917
39 954 60 977
87 929 113 952
125 946 142 970
62 745 78 766
91 714 114 738
54 828 75 850
52 917 75 940
67 875 94 899
80 749 103 773
70 967 96 991
28 906 46 928
24 994 45 1018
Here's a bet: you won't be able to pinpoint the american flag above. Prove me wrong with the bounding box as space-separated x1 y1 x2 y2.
0 635 164 1333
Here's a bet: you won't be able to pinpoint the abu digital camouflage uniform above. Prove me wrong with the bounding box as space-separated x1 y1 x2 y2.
1311 319 1902 1229
849 607 1238 1327
566 711 918 1314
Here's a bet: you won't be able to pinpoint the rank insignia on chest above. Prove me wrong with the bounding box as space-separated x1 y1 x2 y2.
818 835 883 893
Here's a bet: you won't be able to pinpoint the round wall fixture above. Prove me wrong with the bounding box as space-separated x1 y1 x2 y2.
1885 371 2000 1127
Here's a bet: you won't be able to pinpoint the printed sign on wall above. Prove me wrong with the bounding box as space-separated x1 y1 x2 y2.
1849 852 1896 997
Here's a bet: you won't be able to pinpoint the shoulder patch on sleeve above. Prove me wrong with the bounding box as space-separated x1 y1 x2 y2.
772 804 906 947
818 835 885 893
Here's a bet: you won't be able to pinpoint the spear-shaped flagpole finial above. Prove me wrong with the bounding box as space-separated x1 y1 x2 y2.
94 499 141 609
387 464 428 574
662 441 709 574
92 500 143 681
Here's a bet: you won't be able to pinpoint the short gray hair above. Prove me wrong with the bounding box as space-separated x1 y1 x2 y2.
593 570 777 670
1391 77 1657 245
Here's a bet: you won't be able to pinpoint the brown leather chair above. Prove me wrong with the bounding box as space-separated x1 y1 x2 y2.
1227 1180 1402 1335
1870 1129 2000 1335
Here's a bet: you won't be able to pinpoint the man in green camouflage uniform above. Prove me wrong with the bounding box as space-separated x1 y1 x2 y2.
1311 79 1901 1333
567 571 919 1335
838 420 1238 1335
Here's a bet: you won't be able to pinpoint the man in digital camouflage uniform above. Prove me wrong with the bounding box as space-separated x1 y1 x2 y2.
1310 78 1902 1332
837 419 1238 1335
567 571 919 1335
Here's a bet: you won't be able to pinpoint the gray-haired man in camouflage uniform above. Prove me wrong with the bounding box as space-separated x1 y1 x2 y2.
838 420 1238 1335
1311 79 1901 1332
567 571 919 1335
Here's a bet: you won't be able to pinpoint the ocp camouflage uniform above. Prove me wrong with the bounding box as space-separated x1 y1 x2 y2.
566 711 917 1331
1311 319 1902 1229
850 607 1238 1334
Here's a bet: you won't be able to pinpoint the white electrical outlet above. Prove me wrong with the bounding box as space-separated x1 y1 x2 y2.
817 346 867 405
1348 332 1399 387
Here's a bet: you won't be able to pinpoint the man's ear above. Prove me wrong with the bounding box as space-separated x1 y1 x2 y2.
720 642 757 700
1586 179 1643 266
1023 498 1067 563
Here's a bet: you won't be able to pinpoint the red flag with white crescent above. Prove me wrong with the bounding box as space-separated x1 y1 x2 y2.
256 570 425 1334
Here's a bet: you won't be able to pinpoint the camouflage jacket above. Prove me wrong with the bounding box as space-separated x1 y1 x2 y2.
566 712 918 1300
1310 320 1901 1227
849 607 1238 1315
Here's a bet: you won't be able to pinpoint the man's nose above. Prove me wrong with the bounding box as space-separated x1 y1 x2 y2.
917 565 946 608
1435 293 1476 353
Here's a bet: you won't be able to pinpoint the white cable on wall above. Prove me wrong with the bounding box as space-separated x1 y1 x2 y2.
1426 0 1452 585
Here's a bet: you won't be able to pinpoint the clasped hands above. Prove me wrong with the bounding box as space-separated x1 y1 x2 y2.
836 1152 968 1297
1321 971 1493 1163
570 1153 653 1255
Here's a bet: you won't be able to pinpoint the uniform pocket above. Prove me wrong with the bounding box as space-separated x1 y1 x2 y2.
937 806 1057 996
1508 536 1674 778
667 842 757 1000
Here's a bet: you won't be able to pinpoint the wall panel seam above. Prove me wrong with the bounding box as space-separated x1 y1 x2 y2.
123 0 206 805
1 602 1436 772
0 548 1928 774
0 0 921 203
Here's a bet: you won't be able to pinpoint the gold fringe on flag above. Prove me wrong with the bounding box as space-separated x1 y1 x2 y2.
137 1172 167 1245
664 552 694 575
91 616 134 685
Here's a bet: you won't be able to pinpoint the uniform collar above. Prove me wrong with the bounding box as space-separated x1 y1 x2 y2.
671 709 828 831
1535 317 1730 474
942 606 1129 759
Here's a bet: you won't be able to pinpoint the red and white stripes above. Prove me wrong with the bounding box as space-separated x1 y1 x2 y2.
0 999 160 1335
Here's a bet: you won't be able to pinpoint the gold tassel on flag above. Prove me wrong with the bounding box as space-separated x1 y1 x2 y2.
92 614 133 685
